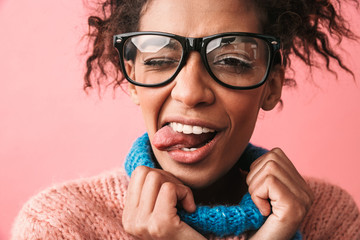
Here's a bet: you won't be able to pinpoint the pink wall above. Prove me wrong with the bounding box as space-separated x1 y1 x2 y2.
1 1 360 239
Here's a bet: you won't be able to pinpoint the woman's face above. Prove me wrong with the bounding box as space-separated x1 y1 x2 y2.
129 0 283 188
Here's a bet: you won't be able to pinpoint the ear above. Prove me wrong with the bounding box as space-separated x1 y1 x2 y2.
125 61 140 105
128 83 140 105
261 64 284 111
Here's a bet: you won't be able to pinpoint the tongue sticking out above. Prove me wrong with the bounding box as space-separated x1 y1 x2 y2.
152 125 216 151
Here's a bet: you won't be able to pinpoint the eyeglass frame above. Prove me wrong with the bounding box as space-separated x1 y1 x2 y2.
113 31 281 90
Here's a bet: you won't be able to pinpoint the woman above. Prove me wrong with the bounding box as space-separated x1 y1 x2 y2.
12 0 360 239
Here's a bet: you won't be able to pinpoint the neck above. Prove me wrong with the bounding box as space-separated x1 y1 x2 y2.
192 165 248 206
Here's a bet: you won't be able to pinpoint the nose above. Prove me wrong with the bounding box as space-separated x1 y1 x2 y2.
171 52 215 108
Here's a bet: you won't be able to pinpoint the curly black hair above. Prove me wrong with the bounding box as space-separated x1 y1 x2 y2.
83 0 358 90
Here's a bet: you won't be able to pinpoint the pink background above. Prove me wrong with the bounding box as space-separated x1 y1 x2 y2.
1 1 360 239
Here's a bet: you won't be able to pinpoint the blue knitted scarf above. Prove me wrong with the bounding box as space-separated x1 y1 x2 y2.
125 133 302 239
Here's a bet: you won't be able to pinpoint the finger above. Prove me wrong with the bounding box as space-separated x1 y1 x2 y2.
247 159 309 203
250 174 292 217
247 148 304 186
177 184 196 213
148 183 203 240
126 166 150 209
250 148 294 174
271 148 305 182
154 182 196 214
123 166 151 237
250 178 305 239
138 170 165 214
250 178 272 216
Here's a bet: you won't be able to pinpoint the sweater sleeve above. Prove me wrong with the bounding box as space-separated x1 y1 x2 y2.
11 199 70 240
11 169 136 240
300 178 360 239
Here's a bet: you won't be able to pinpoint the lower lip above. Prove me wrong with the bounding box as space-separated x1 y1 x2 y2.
167 133 220 164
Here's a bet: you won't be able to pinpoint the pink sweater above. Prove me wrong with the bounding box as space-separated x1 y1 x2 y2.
11 169 360 239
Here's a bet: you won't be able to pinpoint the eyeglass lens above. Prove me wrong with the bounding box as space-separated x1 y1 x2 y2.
122 34 270 87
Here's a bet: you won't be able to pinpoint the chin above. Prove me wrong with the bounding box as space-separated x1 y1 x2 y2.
175 170 222 189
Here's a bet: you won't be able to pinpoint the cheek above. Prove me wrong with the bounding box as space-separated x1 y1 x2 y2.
136 88 170 135
231 106 259 137
137 91 157 126
224 89 264 132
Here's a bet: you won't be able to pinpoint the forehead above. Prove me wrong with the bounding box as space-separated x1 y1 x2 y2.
139 0 262 37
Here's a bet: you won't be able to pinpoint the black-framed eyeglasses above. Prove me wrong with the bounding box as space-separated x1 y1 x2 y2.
113 31 281 89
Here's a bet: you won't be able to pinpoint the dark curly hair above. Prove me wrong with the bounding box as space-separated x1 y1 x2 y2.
83 0 358 90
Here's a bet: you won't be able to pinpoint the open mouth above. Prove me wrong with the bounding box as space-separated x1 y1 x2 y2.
153 122 217 152
152 121 220 164
167 122 217 151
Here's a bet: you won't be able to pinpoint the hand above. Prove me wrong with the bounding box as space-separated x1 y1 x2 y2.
122 166 206 240
246 148 314 240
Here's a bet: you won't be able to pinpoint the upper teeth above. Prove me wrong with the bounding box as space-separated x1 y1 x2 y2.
169 122 215 134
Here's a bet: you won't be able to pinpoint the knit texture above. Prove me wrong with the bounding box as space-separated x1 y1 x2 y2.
11 173 360 239
125 133 302 238
177 194 263 237
301 178 360 239
11 137 360 239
